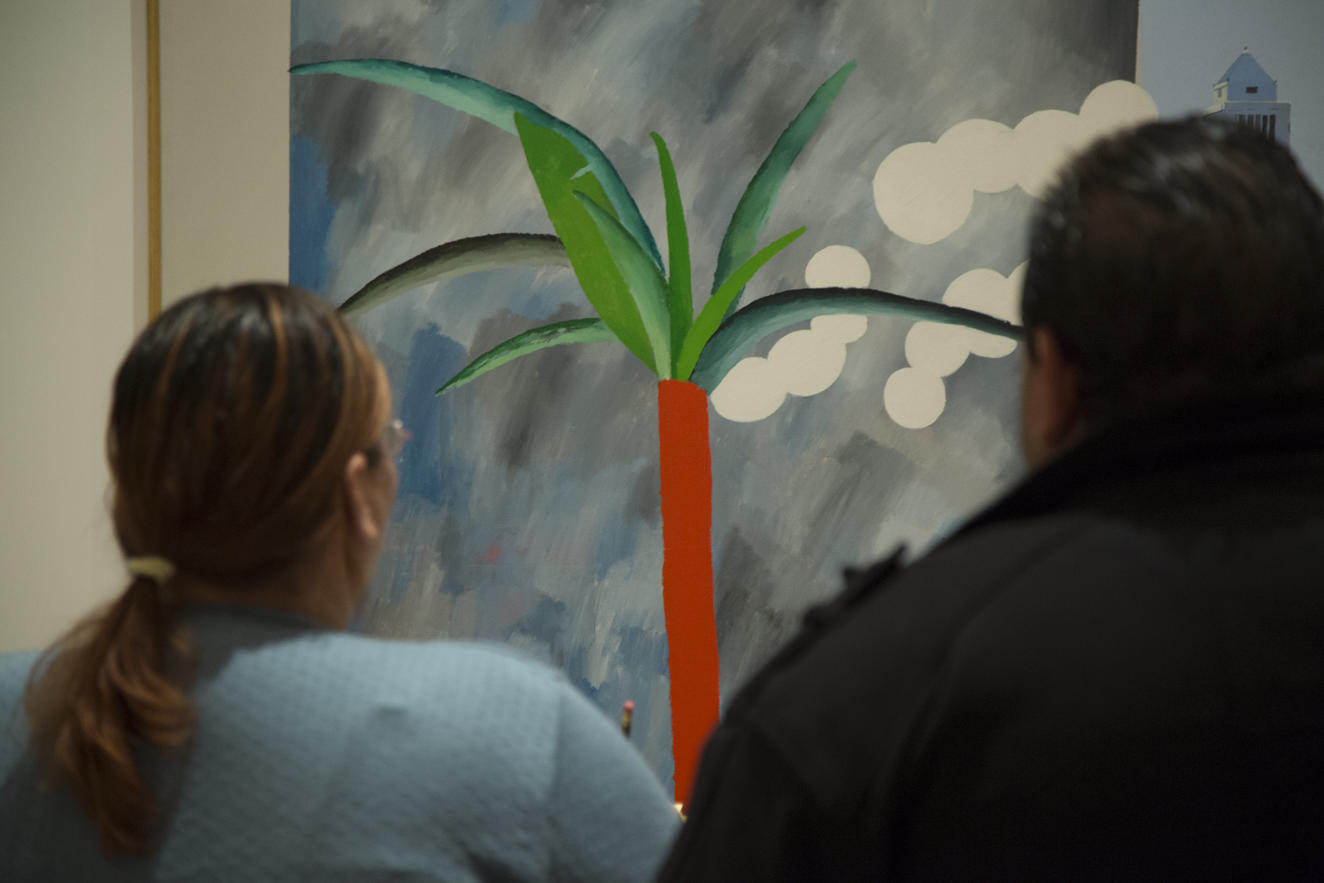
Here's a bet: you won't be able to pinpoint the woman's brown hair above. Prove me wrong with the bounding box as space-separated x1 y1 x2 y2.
23 283 387 854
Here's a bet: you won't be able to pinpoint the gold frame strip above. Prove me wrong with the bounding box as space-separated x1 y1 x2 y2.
146 0 161 318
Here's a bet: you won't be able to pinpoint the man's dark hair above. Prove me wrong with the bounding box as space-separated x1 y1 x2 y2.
1021 115 1324 423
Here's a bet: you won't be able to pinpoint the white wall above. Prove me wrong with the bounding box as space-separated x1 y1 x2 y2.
0 2 291 653
160 0 289 305
0 2 144 652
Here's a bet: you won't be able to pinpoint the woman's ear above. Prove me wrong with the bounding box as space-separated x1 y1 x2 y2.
1020 327 1081 468
342 451 387 543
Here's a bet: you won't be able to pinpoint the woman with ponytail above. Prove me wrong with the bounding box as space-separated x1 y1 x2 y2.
0 283 678 881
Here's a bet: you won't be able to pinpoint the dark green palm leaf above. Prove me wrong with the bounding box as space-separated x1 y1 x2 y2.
436 317 616 395
515 113 657 372
711 62 856 319
339 233 568 315
574 192 673 377
651 132 693 368
689 287 1021 391
675 227 805 381
292 59 662 267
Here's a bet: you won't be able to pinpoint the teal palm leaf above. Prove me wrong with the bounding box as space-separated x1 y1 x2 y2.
689 287 1021 391
711 62 856 319
436 317 616 395
292 59 662 267
339 233 568 315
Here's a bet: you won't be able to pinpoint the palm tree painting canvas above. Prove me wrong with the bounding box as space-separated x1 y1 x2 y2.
290 0 1149 798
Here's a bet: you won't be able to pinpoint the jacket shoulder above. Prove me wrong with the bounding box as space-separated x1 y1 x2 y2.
735 512 1105 805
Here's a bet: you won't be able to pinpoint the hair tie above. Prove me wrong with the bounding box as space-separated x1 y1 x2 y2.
125 556 177 585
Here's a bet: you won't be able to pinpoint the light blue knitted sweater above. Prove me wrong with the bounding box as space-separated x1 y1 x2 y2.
0 606 679 881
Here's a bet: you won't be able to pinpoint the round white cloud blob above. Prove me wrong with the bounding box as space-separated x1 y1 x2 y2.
804 245 870 349
1015 82 1159 200
1013 109 1084 199
769 330 848 397
871 81 1160 245
708 303 870 422
936 118 1018 193
805 245 872 288
941 264 1023 358
709 357 788 422
942 267 1019 321
904 322 973 376
1078 79 1159 144
873 142 975 244
884 368 946 429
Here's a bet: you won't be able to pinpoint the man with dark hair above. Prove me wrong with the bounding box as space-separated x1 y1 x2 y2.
657 117 1324 881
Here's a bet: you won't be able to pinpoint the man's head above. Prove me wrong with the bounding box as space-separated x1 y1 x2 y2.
1018 116 1324 466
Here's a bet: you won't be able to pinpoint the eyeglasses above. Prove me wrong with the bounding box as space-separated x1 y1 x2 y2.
377 419 412 463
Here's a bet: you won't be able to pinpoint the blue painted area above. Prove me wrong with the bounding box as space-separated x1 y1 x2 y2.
289 136 336 294
289 0 311 46
591 496 645 581
493 0 540 28
444 272 579 325
395 324 472 508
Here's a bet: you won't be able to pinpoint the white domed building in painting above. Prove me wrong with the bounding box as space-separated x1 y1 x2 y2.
1205 49 1290 144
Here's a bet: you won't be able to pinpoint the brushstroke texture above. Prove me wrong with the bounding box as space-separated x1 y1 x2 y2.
290 0 1140 792
712 61 856 318
292 59 662 267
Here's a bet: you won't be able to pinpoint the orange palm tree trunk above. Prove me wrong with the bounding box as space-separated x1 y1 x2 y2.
656 378 721 806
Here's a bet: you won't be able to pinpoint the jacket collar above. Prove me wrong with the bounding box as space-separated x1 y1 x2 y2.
953 387 1324 539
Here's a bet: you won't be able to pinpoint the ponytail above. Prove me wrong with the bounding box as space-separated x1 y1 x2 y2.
23 575 194 855
23 283 388 855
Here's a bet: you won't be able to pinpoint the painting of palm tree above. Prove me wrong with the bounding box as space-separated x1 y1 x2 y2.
293 58 1019 802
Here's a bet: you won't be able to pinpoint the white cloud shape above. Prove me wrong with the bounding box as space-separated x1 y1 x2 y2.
874 80 1158 242
709 357 786 422
804 244 871 287
904 322 972 376
882 263 1024 429
1012 109 1085 200
710 246 871 423
884 368 946 429
941 263 1023 358
939 118 1020 193
1078 79 1165 146
768 330 849 396
871 142 977 245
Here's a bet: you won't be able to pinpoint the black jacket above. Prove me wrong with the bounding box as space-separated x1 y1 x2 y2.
658 391 1324 881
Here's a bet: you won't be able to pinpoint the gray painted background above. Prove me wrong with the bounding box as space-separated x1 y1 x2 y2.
290 0 1138 790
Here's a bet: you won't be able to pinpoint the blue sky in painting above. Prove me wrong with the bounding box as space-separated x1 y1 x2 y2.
289 136 335 294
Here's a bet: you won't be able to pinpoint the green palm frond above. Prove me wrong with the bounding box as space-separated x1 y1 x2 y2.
436 317 616 395
651 132 693 368
675 227 805 381
293 59 662 268
711 62 856 320
689 287 1021 391
514 113 657 372
574 192 672 377
339 233 568 315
